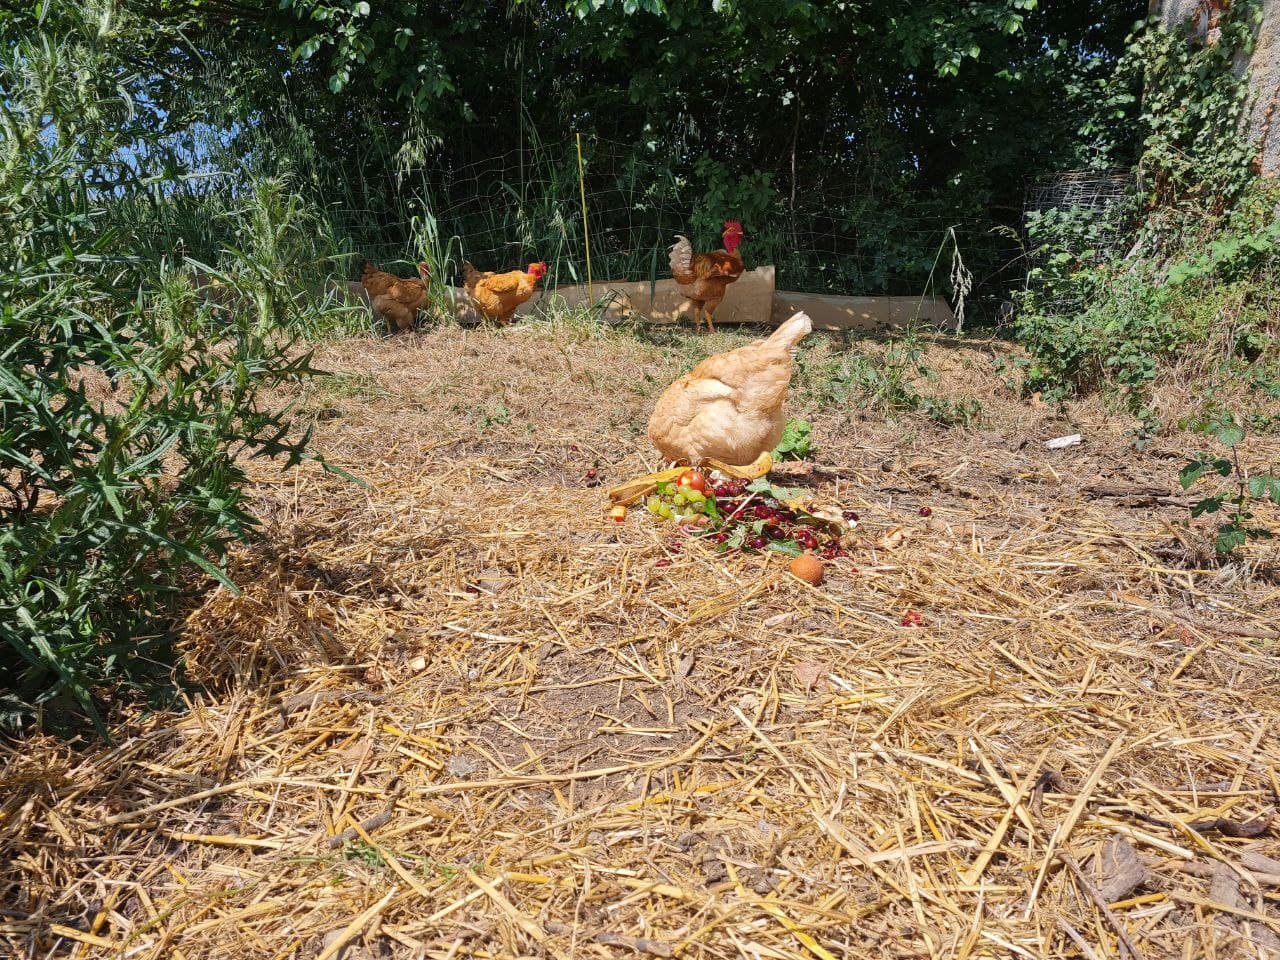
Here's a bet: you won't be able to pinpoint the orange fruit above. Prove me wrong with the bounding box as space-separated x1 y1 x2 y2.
789 553 824 586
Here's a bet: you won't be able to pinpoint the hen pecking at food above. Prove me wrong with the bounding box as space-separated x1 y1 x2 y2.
463 260 548 325
609 311 813 504
360 260 431 333
669 219 746 333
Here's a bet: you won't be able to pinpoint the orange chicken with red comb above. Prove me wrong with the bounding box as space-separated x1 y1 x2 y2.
669 219 746 333
462 260 548 325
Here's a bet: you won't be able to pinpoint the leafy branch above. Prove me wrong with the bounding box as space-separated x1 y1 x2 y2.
1179 415 1279 554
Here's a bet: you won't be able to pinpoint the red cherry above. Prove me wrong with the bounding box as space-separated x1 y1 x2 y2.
796 530 819 550
747 536 768 550
842 510 860 522
753 504 773 520
919 506 932 517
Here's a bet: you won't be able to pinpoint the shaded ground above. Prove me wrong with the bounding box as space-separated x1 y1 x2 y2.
4 323 1280 959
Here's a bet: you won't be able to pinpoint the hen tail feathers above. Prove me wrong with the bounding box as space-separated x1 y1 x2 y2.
668 235 695 285
766 311 812 354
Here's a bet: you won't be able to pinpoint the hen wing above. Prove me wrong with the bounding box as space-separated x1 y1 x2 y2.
684 343 789 393
478 270 524 295
692 251 744 281
361 270 398 298
383 278 428 309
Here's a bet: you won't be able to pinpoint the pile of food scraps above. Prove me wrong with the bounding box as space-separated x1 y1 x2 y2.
615 467 857 564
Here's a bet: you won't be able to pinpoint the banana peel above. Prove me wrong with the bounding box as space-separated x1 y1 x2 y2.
607 467 690 506
606 452 775 506
704 451 774 481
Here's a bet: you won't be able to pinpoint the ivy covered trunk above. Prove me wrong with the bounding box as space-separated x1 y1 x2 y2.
1159 0 1280 176
1249 0 1280 177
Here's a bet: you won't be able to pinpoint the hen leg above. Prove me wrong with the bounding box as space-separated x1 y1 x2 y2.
703 297 723 334
689 302 703 331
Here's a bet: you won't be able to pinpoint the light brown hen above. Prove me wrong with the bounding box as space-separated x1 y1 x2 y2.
609 312 812 505
648 309 812 469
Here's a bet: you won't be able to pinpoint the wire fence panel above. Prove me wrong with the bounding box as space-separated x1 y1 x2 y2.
333 134 986 298
1022 167 1137 314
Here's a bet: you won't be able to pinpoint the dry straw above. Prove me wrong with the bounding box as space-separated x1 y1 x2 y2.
3 327 1279 959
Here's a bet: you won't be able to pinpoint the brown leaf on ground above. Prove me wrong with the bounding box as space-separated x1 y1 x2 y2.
1094 834 1147 903
877 526 907 550
792 660 830 693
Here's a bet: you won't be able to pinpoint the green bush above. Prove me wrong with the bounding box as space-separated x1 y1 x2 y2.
1012 3 1279 422
1017 268 1177 402
0 3 341 730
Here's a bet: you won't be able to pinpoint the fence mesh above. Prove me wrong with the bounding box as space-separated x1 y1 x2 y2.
331 134 984 298
1025 166 1135 252
1021 166 1137 314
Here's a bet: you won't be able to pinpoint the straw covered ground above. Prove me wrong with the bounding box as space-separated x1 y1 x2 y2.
4 321 1280 959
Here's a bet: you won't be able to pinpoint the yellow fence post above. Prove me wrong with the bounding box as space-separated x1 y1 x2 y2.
576 132 593 303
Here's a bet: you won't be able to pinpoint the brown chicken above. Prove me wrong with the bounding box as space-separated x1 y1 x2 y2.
609 312 813 504
462 260 548 325
360 260 430 333
669 219 746 333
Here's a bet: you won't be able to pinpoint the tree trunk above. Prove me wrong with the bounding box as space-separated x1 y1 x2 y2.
1158 0 1280 177
1246 0 1280 176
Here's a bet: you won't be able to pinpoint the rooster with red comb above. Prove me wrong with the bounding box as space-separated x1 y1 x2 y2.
668 219 746 333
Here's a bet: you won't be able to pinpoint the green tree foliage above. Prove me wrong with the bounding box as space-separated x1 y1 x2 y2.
1015 1 1278 412
134 0 1141 296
